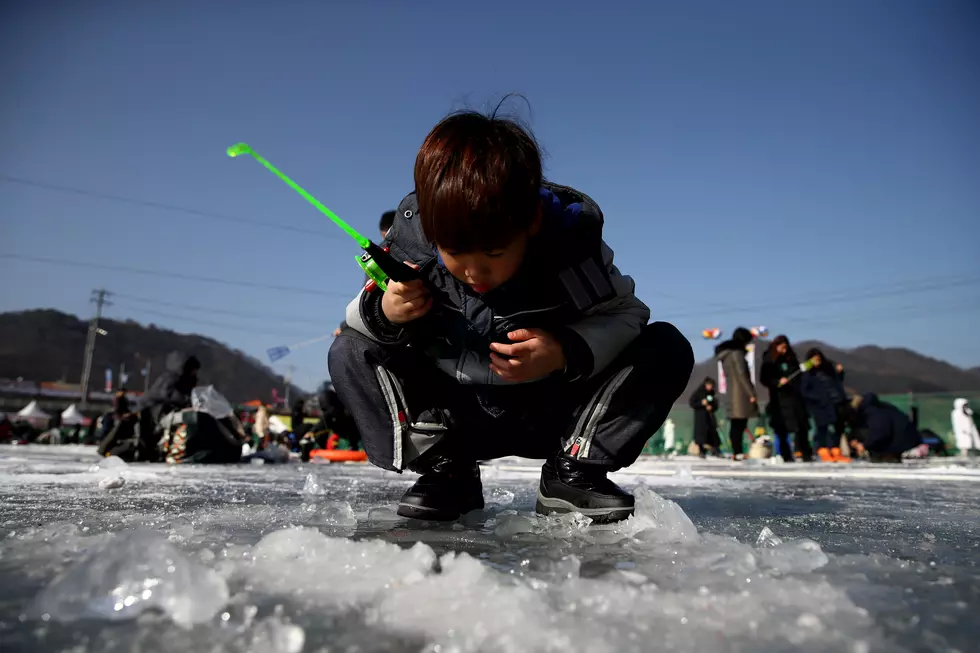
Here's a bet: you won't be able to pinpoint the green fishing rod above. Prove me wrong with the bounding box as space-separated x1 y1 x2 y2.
226 142 419 292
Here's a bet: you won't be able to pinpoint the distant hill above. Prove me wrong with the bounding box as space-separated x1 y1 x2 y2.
0 310 306 403
686 339 980 403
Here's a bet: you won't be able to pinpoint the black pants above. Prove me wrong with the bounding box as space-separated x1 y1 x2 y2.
729 418 748 456
327 322 694 472
775 431 812 461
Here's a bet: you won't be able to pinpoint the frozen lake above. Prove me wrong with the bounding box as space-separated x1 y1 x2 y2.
1 445 978 653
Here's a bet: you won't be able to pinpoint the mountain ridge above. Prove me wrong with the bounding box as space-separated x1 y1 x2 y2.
0 309 307 403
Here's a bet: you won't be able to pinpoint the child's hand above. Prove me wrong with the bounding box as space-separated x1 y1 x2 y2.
381 262 431 324
489 329 566 382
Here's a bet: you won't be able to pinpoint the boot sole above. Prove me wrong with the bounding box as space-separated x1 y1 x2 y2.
535 492 634 524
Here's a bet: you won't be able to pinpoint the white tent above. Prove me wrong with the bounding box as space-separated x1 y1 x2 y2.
17 400 51 421
61 404 85 426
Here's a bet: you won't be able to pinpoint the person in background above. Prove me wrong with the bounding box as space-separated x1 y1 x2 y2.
849 393 925 462
714 327 758 460
801 347 850 462
290 398 307 440
0 414 13 443
114 389 131 418
334 210 398 337
254 404 270 449
951 398 980 457
123 351 200 460
689 377 720 458
760 335 813 462
315 380 361 450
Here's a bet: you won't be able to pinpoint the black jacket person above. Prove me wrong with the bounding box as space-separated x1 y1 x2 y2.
689 377 720 456
760 335 812 462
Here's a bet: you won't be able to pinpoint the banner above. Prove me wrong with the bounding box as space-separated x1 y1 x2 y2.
104 368 113 393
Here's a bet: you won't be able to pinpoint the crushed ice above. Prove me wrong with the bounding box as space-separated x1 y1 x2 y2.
33 530 229 627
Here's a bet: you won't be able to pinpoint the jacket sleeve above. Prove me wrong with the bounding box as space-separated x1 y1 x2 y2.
551 241 650 380
759 360 777 391
343 287 411 345
800 373 818 406
689 387 705 410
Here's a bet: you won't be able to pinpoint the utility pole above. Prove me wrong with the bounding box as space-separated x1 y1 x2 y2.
143 359 152 394
284 365 296 407
79 288 111 409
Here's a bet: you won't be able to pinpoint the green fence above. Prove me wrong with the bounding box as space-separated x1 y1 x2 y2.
642 391 980 455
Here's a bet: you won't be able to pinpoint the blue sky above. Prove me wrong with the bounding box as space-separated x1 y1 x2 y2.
2 0 978 391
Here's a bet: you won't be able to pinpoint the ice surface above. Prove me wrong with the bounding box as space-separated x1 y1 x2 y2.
32 530 229 627
3 445 979 653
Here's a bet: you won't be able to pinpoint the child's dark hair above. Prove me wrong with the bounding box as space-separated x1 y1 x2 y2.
379 210 396 235
414 103 542 252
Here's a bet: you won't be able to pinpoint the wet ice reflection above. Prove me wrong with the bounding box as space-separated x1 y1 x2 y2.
1 445 978 652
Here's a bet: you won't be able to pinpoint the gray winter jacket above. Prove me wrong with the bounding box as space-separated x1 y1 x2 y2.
345 183 650 385
716 346 759 420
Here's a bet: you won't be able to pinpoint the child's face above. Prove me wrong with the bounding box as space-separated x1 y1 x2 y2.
437 233 529 293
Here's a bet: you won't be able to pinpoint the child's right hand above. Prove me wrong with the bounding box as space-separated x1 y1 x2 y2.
381 262 431 324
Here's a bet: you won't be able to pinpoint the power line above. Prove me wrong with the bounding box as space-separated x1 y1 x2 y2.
659 274 980 320
111 292 331 325
108 303 325 339
0 253 353 298
0 174 343 241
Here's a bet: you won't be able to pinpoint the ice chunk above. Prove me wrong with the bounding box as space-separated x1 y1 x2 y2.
366 505 404 523
304 501 357 532
246 527 437 607
98 476 125 489
759 538 830 573
247 613 306 653
756 526 784 548
494 513 534 537
300 473 324 496
488 487 515 506
627 486 700 543
551 554 581 580
88 456 128 473
674 464 693 479
33 530 228 627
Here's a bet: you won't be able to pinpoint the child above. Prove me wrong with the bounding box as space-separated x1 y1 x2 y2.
800 347 850 462
329 109 694 523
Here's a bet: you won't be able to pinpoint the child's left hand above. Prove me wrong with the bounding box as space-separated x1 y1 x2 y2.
489 329 566 382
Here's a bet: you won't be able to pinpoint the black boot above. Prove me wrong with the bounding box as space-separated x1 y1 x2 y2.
535 455 635 524
396 455 484 521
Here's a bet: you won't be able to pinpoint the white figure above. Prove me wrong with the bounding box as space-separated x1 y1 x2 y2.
663 418 676 457
952 398 980 456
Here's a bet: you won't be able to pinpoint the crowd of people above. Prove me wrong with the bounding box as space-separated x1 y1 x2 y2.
687 328 980 463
